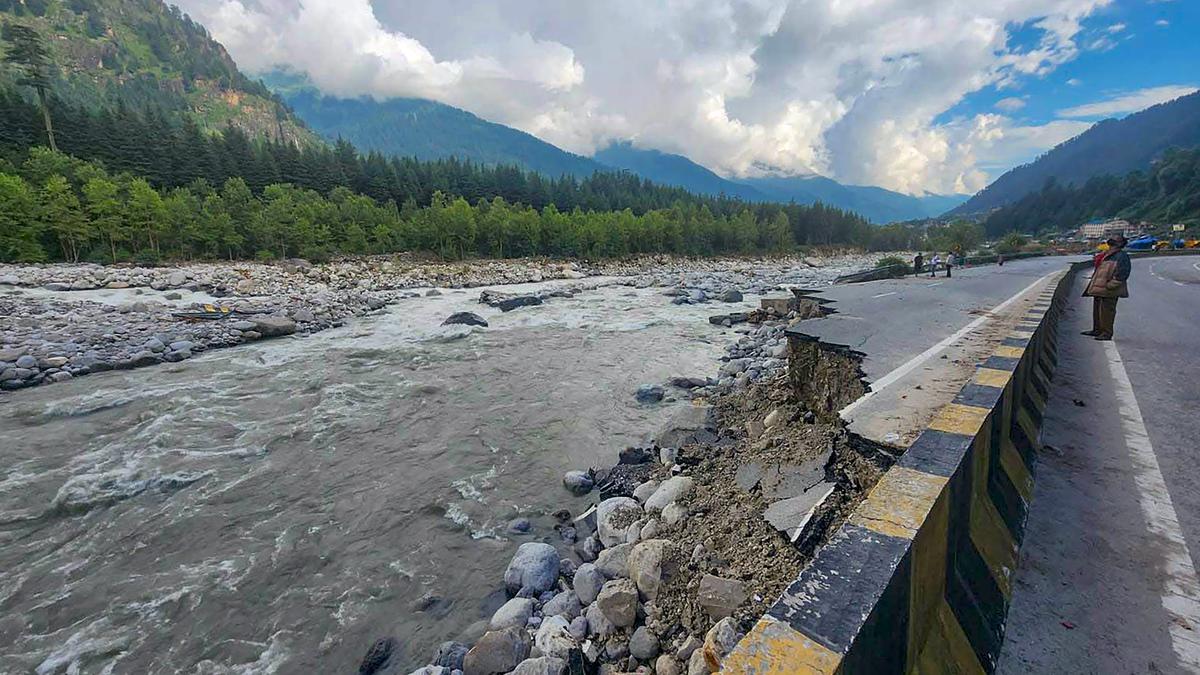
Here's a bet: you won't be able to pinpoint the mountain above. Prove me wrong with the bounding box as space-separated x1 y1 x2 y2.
593 142 768 201
266 72 966 222
953 90 1200 215
0 0 314 144
594 144 967 222
737 174 968 224
266 71 606 178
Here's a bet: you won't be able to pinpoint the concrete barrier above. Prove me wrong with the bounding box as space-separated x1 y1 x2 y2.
721 264 1083 674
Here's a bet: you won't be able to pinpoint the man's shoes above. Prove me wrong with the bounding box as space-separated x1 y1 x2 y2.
1081 330 1100 336
1093 334 1113 341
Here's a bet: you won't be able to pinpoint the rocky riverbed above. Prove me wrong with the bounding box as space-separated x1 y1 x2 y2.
366 291 891 675
0 252 886 392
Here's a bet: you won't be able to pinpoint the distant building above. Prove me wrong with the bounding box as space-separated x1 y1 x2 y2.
1078 218 1130 240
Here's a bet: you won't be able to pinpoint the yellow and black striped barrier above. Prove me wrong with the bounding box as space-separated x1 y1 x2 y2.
722 266 1079 674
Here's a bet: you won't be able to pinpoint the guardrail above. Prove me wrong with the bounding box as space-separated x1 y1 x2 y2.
721 263 1082 674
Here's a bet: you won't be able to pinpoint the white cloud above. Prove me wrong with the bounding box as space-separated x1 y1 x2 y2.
174 0 1115 195
1106 22 1126 33
1057 84 1198 118
1067 78 1083 86
995 97 1027 112
1156 19 1170 26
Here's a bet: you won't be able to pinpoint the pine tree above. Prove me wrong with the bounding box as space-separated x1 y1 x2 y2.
0 172 45 262
2 22 57 151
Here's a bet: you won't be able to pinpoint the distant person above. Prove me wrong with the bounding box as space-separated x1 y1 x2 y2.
929 254 941 278
945 252 955 278
1082 235 1131 341
912 252 924 277
997 253 1005 266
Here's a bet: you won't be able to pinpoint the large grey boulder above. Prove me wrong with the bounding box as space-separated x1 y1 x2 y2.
503 542 561 596
627 539 677 601
696 574 748 619
572 563 604 605
433 641 469 670
594 542 633 579
596 497 641 548
595 578 638 628
489 597 534 630
443 312 488 327
629 626 660 660
584 602 616 639
561 470 593 495
644 476 693 512
462 628 529 675
249 316 297 337
534 615 577 660
541 590 582 620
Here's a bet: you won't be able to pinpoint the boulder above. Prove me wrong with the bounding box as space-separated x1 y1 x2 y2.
632 480 660 505
634 385 664 404
167 271 188 286
443 312 488 328
357 637 399 675
644 476 694 512
656 655 681 675
696 574 748 619
489 597 535 631
584 601 616 639
595 579 638 628
291 308 316 323
662 502 688 526
702 618 742 672
434 641 470 670
594 543 633 579
0 274 19 285
687 648 711 675
567 616 588 641
510 656 566 675
627 539 676 600
463 628 530 675
718 289 743 303
15 355 38 369
596 497 642 548
561 470 594 495
572 563 604 605
250 316 297 337
542 590 582 620
534 615 577 659
503 542 561 596
629 626 660 660
234 278 256 295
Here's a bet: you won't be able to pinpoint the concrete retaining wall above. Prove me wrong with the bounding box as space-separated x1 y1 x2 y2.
721 265 1080 674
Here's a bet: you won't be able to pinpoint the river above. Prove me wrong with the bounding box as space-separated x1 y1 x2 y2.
0 278 765 674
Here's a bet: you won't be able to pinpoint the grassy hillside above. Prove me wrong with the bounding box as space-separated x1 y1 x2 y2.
0 0 316 144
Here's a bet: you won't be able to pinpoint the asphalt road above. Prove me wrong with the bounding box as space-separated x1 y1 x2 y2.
802 256 1077 381
998 255 1200 673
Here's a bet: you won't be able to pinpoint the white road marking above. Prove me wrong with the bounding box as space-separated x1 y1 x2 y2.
840 270 1060 418
927 282 944 287
872 291 898 298
1104 341 1200 667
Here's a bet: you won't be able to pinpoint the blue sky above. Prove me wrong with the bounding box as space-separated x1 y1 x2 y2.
942 0 1198 173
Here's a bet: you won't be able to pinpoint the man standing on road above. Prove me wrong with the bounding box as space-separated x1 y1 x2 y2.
1082 235 1131 341
913 252 924 277
945 252 956 278
929 253 941 278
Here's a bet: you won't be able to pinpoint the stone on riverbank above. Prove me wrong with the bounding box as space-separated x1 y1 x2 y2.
510 656 566 675
503 542 561 596
627 539 676 601
249 316 297 337
542 590 582 620
489 597 535 630
572 563 604 604
534 615 577 659
595 579 638 627
561 470 593 495
596 497 642 548
443 312 488 327
696 574 749 619
644 476 694 512
634 385 665 404
463 628 529 675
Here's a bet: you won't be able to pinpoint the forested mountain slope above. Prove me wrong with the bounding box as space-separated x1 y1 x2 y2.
982 147 1200 236
953 90 1200 215
0 0 314 144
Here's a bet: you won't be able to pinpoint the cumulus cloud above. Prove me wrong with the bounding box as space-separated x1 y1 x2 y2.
1057 84 1198 118
174 0 1116 194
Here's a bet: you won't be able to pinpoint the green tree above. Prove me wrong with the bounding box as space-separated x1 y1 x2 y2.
83 176 125 262
2 22 57 151
0 172 44 262
40 174 89 262
125 177 167 255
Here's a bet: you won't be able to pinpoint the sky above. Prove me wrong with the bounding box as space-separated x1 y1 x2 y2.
174 0 1198 196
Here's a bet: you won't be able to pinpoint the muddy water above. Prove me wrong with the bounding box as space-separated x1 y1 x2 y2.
0 280 757 674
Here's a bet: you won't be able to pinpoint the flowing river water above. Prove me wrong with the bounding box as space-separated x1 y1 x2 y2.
0 279 766 674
